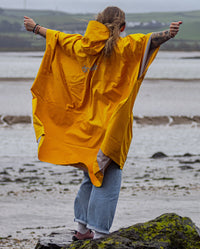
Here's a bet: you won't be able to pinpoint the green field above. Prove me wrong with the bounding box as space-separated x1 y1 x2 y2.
0 8 200 51
126 11 200 40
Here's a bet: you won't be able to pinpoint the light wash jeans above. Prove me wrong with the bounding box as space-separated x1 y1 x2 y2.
74 161 122 234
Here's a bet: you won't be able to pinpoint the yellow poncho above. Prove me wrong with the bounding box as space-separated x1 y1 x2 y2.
31 21 159 187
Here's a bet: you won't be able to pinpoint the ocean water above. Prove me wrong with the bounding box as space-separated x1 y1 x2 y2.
0 51 200 247
0 51 200 116
0 51 200 80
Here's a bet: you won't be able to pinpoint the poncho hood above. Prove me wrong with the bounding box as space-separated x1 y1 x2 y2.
31 20 159 187
80 20 110 55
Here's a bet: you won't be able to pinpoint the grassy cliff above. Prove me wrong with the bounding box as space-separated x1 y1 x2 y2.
0 8 200 51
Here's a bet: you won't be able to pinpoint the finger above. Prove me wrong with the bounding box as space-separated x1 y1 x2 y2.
171 24 180 29
172 21 182 27
171 21 182 26
170 25 179 29
170 26 179 31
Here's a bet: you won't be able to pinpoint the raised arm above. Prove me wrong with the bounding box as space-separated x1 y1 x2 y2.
24 16 47 38
150 21 182 49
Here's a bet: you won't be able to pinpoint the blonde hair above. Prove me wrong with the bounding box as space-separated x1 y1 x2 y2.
96 6 126 57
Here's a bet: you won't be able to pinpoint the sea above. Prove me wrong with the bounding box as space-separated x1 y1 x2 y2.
0 51 200 248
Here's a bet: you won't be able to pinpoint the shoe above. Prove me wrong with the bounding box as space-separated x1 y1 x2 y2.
72 229 94 241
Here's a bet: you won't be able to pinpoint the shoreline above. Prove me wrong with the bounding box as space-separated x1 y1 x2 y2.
0 77 35 82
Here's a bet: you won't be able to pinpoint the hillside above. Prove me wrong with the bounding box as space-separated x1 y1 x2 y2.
0 8 200 51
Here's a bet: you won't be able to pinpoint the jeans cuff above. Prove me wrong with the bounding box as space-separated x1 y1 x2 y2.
74 218 87 226
86 224 110 234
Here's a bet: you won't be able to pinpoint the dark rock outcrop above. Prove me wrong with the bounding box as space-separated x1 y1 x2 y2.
35 213 200 249
151 152 168 159
170 116 193 125
0 115 3 124
35 230 73 249
134 116 169 126
2 115 31 125
134 115 200 126
193 116 200 123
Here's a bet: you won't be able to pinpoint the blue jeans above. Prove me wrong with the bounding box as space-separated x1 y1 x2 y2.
74 161 122 234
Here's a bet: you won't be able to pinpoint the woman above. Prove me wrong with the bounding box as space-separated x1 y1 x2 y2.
24 6 181 240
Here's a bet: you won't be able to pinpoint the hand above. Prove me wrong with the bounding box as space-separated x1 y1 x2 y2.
169 21 182 38
24 16 36 32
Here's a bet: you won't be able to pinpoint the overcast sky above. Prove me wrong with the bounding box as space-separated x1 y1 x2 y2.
0 0 200 13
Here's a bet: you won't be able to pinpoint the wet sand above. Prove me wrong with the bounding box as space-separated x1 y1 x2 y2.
0 153 200 248
0 124 200 248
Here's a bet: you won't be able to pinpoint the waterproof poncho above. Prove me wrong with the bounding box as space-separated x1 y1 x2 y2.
31 20 159 187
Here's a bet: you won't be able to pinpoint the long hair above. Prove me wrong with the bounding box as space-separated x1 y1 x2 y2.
96 6 126 57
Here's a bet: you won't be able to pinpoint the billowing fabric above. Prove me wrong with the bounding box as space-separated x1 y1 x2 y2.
31 20 159 187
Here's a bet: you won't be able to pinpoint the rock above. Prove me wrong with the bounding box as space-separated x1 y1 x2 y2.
0 177 13 183
2 115 31 125
133 116 200 126
134 116 169 125
183 153 193 157
0 115 3 124
193 116 200 124
35 213 200 249
35 230 74 249
0 170 10 175
151 152 168 159
170 116 193 125
179 159 200 164
179 165 194 170
153 177 174 181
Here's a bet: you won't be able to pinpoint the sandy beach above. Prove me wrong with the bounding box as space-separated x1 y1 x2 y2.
0 124 200 248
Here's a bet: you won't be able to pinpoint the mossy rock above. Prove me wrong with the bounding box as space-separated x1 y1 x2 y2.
35 213 200 249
